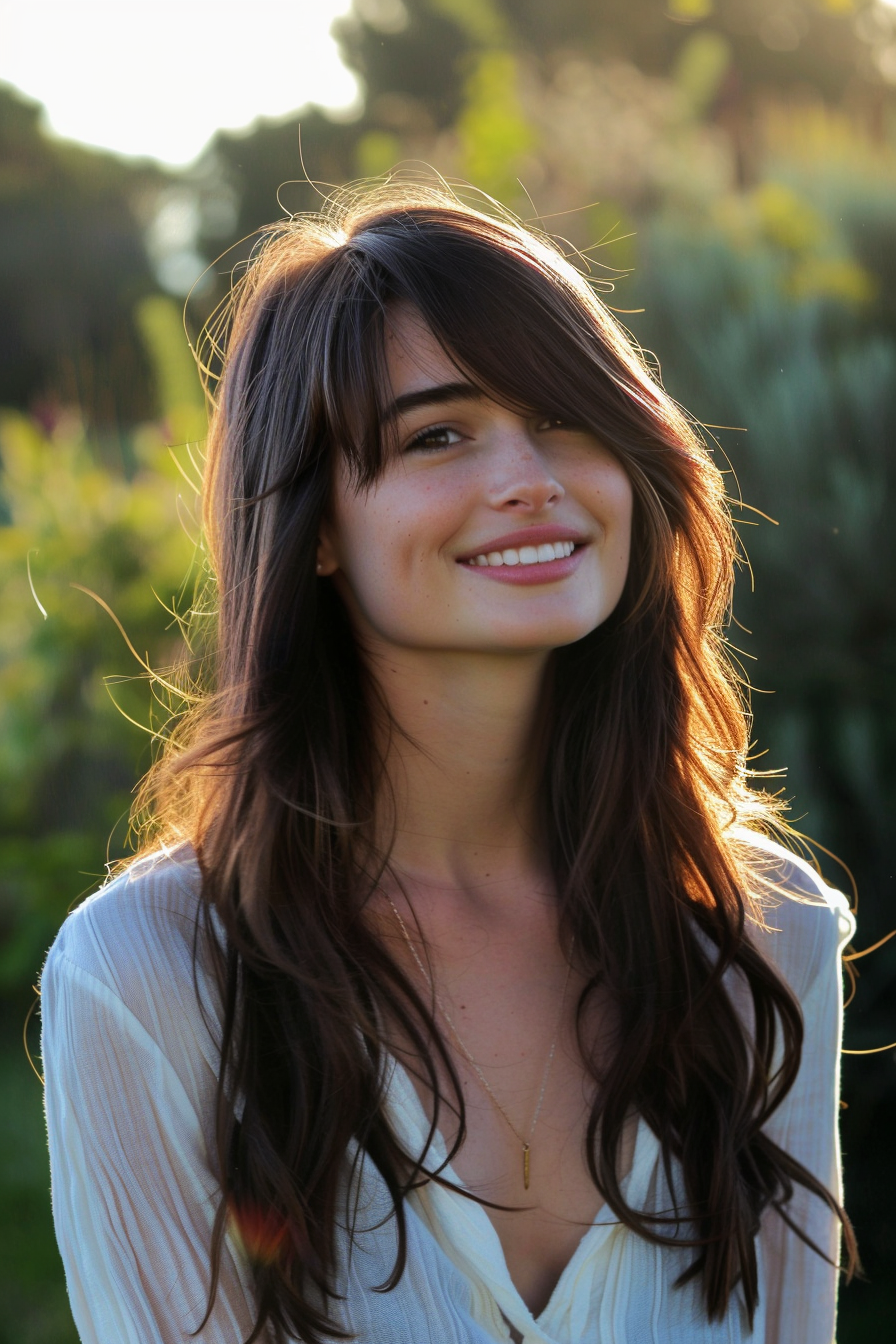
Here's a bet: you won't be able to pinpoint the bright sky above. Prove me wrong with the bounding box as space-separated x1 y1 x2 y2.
0 0 360 166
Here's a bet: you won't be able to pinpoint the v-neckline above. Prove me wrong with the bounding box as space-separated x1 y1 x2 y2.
382 1052 656 1341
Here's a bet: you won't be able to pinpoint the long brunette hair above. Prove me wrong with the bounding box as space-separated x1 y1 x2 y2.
138 183 855 1342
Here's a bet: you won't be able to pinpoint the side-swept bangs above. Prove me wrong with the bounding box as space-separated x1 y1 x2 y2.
339 206 718 624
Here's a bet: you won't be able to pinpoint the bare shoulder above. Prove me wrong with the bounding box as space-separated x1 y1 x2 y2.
733 829 856 1000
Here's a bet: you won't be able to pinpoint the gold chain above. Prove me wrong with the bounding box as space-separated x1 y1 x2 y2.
386 895 574 1190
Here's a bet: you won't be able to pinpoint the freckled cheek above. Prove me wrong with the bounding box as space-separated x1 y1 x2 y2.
570 464 633 539
338 477 473 601
399 486 470 563
616 477 635 526
353 525 446 612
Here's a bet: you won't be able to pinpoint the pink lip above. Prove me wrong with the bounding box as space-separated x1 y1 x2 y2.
456 524 591 563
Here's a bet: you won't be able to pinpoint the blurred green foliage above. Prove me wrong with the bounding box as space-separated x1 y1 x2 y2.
457 51 537 198
621 152 896 1337
0 84 163 430
0 298 204 1340
0 402 199 991
2 0 895 1337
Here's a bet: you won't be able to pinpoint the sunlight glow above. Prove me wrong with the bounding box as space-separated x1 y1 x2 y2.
0 0 360 166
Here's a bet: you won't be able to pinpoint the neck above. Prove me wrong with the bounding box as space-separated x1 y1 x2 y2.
366 645 551 894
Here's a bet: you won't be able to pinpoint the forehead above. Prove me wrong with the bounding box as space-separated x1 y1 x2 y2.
382 303 460 398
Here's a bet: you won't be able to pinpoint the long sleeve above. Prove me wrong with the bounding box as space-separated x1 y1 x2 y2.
41 856 262 1344
40 842 856 1344
747 842 855 1344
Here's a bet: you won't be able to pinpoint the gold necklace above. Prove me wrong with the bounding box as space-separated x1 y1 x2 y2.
386 895 575 1191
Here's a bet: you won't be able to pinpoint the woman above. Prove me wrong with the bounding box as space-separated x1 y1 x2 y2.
41 183 856 1344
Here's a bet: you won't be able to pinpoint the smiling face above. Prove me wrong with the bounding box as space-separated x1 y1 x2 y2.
317 305 633 659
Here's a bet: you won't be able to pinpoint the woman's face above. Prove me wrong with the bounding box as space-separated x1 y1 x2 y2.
317 305 633 659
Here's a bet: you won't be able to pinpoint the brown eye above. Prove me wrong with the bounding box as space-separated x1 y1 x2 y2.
405 424 463 452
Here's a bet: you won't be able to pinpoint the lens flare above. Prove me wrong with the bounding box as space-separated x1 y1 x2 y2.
227 1200 289 1266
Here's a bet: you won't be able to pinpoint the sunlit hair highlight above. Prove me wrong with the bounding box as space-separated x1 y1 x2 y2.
133 179 856 1343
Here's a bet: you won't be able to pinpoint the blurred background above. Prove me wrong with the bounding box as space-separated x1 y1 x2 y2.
0 0 893 1338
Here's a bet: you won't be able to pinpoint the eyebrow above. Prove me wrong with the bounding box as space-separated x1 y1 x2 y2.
381 380 485 423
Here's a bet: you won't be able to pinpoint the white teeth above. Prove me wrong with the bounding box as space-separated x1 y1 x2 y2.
465 540 577 567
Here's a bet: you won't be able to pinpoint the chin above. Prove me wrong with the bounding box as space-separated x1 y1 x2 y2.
478 616 608 652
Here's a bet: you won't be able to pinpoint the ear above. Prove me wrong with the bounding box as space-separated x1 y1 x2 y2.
315 518 340 577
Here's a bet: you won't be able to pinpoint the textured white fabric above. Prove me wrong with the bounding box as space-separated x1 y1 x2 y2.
41 838 854 1343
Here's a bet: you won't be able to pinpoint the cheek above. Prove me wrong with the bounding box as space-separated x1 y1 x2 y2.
573 455 634 536
328 494 437 629
612 490 634 588
580 462 634 597
600 457 635 514
350 477 468 573
614 476 635 555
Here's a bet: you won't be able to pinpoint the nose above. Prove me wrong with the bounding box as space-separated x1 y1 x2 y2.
486 422 565 513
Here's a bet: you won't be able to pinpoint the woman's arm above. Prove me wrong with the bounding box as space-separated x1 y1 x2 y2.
41 867 261 1343
750 848 854 1344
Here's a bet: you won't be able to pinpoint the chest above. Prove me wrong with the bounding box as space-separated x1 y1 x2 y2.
442 1057 636 1316
368 1070 756 1344
384 919 627 1316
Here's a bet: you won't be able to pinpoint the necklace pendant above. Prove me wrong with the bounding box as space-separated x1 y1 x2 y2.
523 1144 531 1190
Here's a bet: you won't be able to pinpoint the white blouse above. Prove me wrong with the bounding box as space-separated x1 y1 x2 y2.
41 838 853 1343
